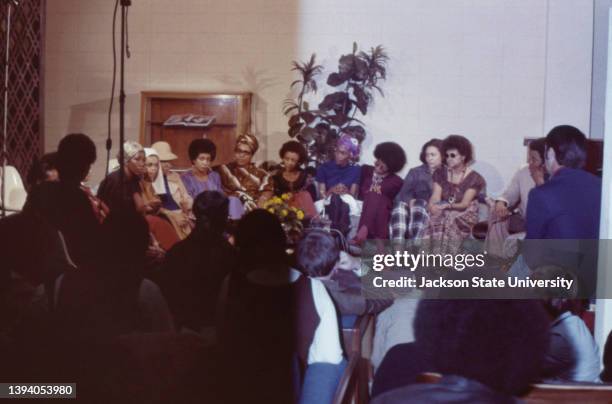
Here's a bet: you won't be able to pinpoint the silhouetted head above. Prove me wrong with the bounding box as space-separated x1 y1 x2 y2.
56 133 97 185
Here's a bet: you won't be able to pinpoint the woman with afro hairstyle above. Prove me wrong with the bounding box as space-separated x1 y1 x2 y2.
354 142 406 242
271 140 317 218
422 135 486 254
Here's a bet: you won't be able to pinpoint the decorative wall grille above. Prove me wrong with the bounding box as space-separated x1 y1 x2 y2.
0 0 44 179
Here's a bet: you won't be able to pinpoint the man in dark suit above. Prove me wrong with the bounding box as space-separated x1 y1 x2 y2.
522 125 601 295
526 125 601 239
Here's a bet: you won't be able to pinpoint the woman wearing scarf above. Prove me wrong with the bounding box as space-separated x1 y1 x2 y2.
97 141 179 251
218 133 273 217
313 134 362 236
142 147 193 240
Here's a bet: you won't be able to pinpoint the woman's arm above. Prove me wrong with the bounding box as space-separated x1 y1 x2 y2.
428 183 448 215
447 188 478 211
349 183 359 198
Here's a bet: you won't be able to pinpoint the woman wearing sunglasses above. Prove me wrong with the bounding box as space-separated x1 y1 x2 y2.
422 135 486 254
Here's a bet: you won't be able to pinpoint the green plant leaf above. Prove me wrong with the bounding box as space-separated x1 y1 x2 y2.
327 72 348 87
288 114 301 127
288 122 304 137
352 85 369 115
300 111 316 124
318 92 348 112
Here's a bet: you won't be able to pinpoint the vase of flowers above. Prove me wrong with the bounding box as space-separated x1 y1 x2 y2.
264 193 305 245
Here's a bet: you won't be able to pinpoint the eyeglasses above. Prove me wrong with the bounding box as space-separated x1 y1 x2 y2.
235 148 252 156
446 152 458 158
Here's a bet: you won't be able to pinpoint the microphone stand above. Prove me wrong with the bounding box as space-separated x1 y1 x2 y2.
1 0 17 218
118 0 130 185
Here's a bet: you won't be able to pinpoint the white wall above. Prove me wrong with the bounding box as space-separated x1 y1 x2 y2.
45 0 594 193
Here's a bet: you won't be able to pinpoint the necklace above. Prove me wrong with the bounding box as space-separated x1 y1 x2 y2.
447 167 467 204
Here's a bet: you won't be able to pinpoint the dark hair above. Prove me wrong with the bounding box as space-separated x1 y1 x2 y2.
419 139 444 165
235 209 287 270
56 133 97 184
297 230 339 277
414 299 549 395
279 141 308 166
443 135 473 164
188 138 217 162
304 166 317 177
545 125 587 168
192 191 229 236
373 142 407 173
528 138 546 163
27 152 58 189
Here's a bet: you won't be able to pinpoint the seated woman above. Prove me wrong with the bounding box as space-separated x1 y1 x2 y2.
422 135 486 254
485 138 547 257
354 142 406 242
217 133 273 217
540 298 601 383
272 140 317 218
160 191 235 333
390 139 443 243
150 141 193 217
97 141 179 251
142 147 193 241
314 134 362 236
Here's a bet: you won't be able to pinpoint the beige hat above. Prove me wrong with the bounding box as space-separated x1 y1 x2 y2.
151 141 178 161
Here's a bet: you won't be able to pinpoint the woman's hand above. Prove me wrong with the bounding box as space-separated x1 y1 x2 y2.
494 201 509 218
145 199 161 213
430 203 448 216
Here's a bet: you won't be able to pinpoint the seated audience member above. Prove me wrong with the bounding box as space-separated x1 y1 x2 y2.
294 230 347 404
217 133 273 217
150 141 193 214
540 298 600 383
272 140 317 218
390 139 443 243
160 191 235 332
371 300 550 404
314 134 362 236
220 211 344 403
526 125 601 240
422 135 486 254
55 210 174 341
24 133 102 275
354 142 406 242
601 332 612 382
516 126 602 289
142 147 192 240
26 151 59 190
297 228 392 322
485 138 547 257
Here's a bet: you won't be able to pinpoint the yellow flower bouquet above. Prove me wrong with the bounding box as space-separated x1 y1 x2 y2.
264 193 305 243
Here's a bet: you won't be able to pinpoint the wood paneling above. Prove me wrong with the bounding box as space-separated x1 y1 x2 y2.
140 91 251 169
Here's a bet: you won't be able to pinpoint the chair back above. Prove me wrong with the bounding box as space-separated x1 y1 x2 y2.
0 165 27 214
524 383 612 403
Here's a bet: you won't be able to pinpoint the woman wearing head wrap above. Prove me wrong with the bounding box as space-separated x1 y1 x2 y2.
354 142 406 242
313 134 363 236
97 141 147 214
217 133 273 216
97 141 180 251
315 134 362 199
